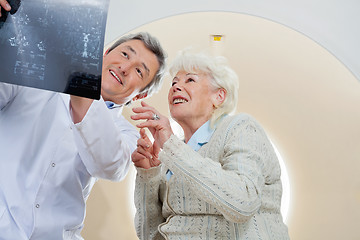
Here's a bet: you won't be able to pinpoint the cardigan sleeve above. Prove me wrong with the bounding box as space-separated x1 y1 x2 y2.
134 165 166 240
159 115 271 223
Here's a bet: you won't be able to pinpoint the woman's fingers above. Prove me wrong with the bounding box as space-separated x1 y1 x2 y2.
132 125 163 169
132 105 154 114
152 141 161 158
140 101 151 107
135 120 151 129
130 111 154 121
137 136 150 149
139 128 155 151
131 101 163 121
131 147 153 169
132 101 157 115
139 128 147 138
131 147 148 162
133 129 156 162
137 144 153 160
150 156 161 167
132 101 173 149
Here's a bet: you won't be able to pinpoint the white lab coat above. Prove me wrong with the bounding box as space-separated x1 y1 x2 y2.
0 83 138 239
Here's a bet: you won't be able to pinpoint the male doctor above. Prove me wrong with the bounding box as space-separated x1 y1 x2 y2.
0 2 166 238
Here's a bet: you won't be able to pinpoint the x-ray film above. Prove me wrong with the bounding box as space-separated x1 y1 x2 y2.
0 0 110 99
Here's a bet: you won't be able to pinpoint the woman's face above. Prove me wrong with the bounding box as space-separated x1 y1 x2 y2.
168 70 218 124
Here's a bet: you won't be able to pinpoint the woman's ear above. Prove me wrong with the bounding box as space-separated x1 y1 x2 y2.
212 88 226 108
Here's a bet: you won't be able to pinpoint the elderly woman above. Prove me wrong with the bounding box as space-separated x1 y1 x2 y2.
131 50 290 239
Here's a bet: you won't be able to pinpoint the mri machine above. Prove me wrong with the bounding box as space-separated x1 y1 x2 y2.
83 1 360 239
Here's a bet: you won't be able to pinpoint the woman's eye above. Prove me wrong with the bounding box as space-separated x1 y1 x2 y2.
187 78 195 82
171 82 177 86
122 52 128 58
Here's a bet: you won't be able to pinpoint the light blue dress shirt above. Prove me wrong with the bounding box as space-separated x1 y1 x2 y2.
186 120 215 151
166 120 215 181
104 101 122 109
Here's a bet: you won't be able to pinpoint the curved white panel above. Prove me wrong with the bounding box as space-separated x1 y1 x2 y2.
105 0 360 81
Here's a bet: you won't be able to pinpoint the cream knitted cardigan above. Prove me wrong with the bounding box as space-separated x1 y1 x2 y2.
134 114 290 239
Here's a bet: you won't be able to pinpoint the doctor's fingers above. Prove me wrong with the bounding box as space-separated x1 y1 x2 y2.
0 0 11 11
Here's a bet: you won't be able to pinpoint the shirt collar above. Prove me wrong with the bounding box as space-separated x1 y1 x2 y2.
187 120 215 152
105 101 122 109
61 94 121 110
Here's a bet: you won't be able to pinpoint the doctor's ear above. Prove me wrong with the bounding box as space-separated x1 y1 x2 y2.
103 48 110 56
132 92 148 101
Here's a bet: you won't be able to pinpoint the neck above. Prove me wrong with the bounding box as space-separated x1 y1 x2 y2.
178 116 210 143
101 91 128 107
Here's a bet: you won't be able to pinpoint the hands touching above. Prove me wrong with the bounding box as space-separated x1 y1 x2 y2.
131 101 173 150
131 128 161 169
131 101 174 169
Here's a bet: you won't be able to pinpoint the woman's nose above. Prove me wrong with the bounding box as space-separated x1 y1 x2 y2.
173 85 182 92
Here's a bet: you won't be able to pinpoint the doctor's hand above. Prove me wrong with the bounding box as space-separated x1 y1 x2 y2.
70 95 94 124
0 0 11 15
131 128 161 169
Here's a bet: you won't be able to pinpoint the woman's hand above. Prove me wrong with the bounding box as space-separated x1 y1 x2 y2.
131 128 161 169
131 101 173 149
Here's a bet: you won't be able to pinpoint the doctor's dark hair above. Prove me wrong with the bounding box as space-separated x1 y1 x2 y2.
106 32 167 97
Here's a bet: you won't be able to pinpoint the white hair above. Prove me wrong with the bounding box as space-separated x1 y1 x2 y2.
169 49 239 126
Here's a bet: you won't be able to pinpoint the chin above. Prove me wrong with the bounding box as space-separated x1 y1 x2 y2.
170 110 186 122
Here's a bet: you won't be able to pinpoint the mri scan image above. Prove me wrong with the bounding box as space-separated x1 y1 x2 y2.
0 0 109 99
